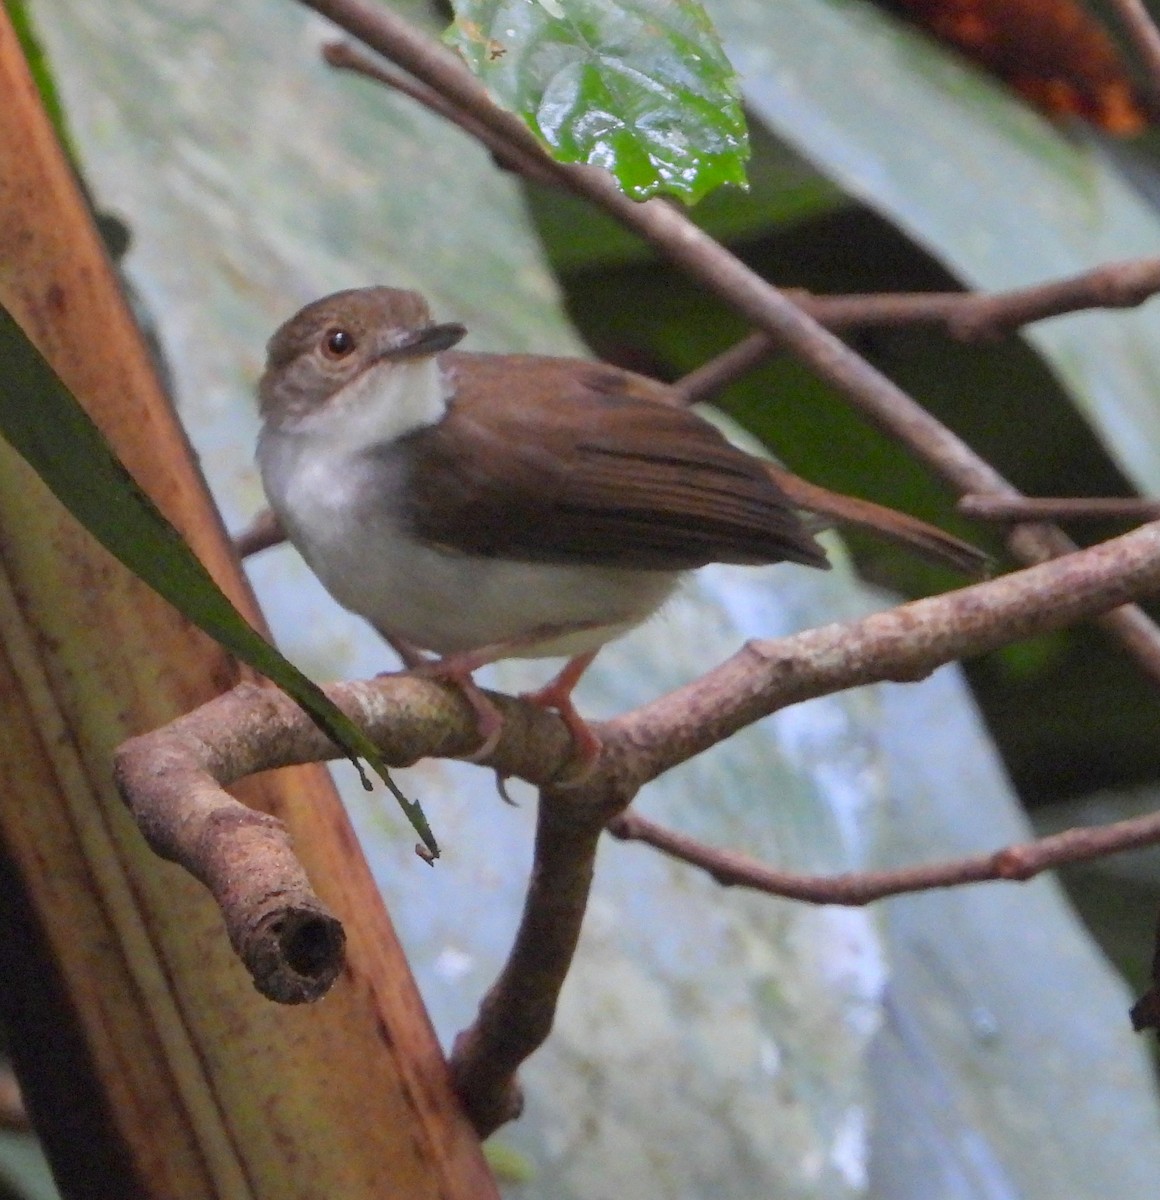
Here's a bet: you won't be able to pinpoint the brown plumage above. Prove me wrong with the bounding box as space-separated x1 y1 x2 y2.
257 285 833 765
399 351 830 572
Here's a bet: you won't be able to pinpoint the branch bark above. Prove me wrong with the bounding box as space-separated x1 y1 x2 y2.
116 520 1160 1128
450 791 611 1135
608 807 1160 904
960 495 1160 523
673 259 1160 403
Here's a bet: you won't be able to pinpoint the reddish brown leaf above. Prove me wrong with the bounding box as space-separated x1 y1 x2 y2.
880 0 1147 133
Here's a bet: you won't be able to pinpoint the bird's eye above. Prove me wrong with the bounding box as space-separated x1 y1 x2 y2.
322 328 356 359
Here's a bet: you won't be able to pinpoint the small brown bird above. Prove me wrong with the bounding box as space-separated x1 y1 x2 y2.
256 286 829 762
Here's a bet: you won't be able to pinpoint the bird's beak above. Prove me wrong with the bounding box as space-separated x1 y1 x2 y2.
374 321 467 362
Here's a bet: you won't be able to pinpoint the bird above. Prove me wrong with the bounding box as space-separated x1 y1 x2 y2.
255 285 830 765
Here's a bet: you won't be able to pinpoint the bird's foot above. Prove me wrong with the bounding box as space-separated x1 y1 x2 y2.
410 650 505 761
374 630 499 757
520 652 601 782
375 630 606 772
375 629 432 671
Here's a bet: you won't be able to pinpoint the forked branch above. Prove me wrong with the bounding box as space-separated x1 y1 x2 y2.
116 521 1160 1128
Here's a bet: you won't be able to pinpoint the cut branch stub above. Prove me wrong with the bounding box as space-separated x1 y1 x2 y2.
195 806 346 1004
242 902 346 1006
113 736 345 1003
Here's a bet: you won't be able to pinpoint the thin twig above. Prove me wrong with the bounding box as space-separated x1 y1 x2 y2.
960 494 1160 523
305 0 1160 690
668 330 774 406
673 260 1160 405
322 41 559 185
819 260 1160 340
607 808 1160 904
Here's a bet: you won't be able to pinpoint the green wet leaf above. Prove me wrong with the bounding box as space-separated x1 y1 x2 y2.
447 0 749 202
0 303 438 859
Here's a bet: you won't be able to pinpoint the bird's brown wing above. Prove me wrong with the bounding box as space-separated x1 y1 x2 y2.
396 353 829 571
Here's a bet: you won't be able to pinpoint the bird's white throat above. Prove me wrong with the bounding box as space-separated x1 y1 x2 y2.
268 356 451 453
256 355 450 608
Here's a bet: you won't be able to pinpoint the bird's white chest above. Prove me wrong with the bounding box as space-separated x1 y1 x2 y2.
257 360 680 657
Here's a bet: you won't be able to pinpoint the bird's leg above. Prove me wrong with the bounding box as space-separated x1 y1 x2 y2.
412 644 508 761
375 628 503 759
376 629 432 671
519 651 602 770
387 623 607 766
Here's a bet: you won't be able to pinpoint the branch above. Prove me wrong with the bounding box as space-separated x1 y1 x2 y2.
331 40 1160 388
450 791 611 1135
302 3 994 474
608 807 1160 904
673 259 1160 404
116 520 1160 999
609 521 1160 782
304 0 1160 691
114 675 580 1002
114 518 1160 1125
113 511 1160 1128
960 495 1160 523
1109 0 1160 113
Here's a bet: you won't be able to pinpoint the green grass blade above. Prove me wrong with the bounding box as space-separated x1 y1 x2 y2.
0 302 438 858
